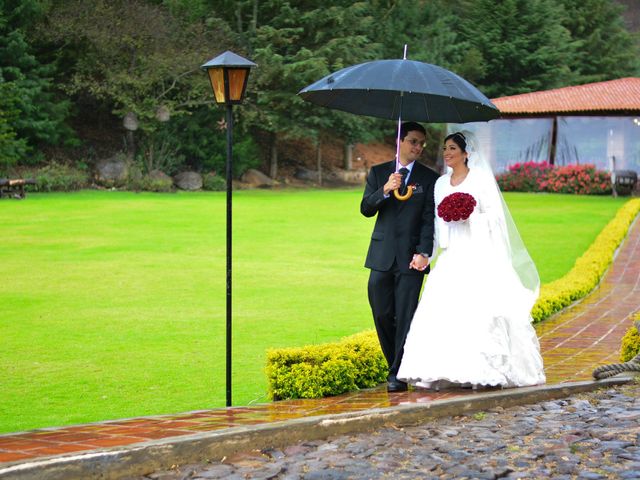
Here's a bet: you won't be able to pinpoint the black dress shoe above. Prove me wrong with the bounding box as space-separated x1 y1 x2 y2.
387 379 408 392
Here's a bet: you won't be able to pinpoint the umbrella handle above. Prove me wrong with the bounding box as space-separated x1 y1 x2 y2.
393 187 413 201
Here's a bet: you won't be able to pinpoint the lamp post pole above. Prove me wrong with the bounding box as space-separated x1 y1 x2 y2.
201 51 256 407
225 100 233 407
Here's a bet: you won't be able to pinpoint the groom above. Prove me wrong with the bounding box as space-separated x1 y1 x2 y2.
360 122 439 392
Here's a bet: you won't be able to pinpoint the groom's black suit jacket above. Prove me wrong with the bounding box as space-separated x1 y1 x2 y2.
361 160 439 274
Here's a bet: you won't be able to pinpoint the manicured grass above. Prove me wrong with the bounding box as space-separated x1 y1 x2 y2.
0 189 628 433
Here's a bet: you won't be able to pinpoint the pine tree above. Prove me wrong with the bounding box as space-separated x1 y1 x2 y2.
235 1 384 175
0 0 73 164
457 0 574 97
560 0 639 84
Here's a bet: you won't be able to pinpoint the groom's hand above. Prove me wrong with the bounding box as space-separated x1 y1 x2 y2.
410 254 429 271
383 173 403 195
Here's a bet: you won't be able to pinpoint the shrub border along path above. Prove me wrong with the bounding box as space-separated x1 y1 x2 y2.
266 199 640 400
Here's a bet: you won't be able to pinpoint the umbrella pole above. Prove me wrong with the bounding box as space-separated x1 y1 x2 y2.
393 47 413 201
393 106 413 201
395 114 402 172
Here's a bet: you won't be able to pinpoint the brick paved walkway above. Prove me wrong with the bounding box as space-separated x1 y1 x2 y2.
1 217 639 469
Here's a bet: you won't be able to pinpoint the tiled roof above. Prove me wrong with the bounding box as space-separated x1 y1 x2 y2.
492 77 640 115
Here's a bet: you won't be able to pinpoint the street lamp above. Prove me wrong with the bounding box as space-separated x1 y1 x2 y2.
201 50 256 407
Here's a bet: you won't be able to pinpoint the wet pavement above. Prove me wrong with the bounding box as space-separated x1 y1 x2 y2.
1 217 639 479
137 380 640 480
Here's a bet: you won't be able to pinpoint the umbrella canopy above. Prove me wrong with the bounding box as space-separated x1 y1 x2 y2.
299 59 500 123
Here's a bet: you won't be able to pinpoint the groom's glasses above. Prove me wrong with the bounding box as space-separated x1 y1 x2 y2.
405 138 427 149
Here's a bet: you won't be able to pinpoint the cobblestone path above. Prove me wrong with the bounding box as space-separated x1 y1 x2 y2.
138 381 640 480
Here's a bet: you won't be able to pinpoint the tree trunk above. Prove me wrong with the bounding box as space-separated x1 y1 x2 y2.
126 130 136 163
316 141 322 186
344 143 353 170
251 0 258 33
269 136 278 179
235 2 243 35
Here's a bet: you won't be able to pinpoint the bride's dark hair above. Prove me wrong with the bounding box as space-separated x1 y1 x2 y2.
444 132 468 165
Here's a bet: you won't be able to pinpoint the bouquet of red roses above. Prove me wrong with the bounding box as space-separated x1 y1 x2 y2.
437 192 477 222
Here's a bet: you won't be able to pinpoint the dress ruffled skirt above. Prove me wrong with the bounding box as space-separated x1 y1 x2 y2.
397 226 545 389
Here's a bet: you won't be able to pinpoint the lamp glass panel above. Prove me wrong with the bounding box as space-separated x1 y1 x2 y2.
228 69 248 101
207 68 226 103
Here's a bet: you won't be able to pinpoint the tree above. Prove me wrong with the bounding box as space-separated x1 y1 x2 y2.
457 0 574 97
39 0 238 165
560 0 639 84
36 0 241 169
0 0 73 165
0 80 28 171
227 1 384 177
370 0 479 161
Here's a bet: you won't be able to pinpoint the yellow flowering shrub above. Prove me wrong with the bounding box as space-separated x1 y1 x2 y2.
266 330 386 400
531 198 640 323
620 311 640 362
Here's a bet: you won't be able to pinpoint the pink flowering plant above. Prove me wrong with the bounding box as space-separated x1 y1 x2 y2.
496 161 553 192
496 161 612 195
539 164 612 195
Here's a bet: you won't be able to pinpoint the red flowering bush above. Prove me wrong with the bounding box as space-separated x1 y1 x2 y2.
496 161 553 192
437 192 477 222
496 161 612 195
539 164 611 195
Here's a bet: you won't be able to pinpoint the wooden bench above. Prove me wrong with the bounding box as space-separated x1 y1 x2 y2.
0 178 36 199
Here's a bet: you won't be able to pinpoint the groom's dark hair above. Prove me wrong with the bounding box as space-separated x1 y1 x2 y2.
400 121 426 140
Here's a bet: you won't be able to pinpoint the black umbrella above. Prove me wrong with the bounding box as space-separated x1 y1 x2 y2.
298 58 499 123
299 53 499 200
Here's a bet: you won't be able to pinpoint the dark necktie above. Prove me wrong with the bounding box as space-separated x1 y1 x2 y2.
398 167 409 195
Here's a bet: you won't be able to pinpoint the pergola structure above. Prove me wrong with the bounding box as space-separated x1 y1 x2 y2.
449 77 640 174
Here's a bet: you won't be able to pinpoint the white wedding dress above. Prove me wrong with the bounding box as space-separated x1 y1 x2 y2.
397 168 546 388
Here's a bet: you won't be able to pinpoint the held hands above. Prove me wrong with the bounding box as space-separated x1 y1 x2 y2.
383 172 404 196
410 254 429 271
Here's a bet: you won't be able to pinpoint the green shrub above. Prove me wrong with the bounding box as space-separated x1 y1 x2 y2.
139 174 174 192
160 107 261 177
266 330 387 400
202 172 226 191
620 312 640 362
136 134 185 176
25 163 90 192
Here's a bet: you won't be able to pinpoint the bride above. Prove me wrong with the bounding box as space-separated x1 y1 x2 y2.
397 132 546 389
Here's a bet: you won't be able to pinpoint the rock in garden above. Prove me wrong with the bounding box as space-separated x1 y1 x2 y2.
294 167 319 182
95 157 128 186
174 171 203 191
328 168 367 184
241 169 276 187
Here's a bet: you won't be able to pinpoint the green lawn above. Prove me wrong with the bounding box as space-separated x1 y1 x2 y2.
0 189 628 434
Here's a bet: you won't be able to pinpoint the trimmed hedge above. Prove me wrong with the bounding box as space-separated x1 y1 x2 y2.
620 311 640 362
531 198 640 322
267 199 640 400
266 330 387 400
